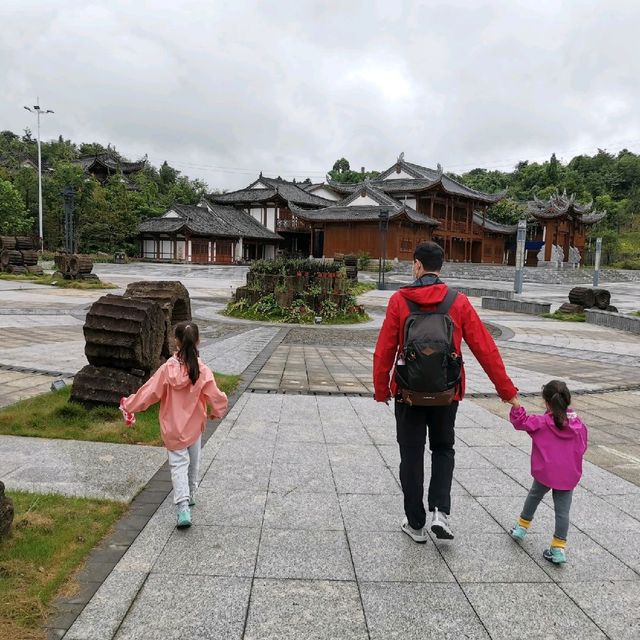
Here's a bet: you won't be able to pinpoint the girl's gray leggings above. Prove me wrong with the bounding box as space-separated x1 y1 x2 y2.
521 479 573 540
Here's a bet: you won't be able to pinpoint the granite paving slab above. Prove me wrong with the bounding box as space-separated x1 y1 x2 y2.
0 435 165 501
61 391 640 638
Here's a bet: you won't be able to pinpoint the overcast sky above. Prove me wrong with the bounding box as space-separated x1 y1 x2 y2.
2 0 639 189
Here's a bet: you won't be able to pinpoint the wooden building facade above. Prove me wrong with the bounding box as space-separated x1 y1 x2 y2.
526 192 606 264
138 203 281 264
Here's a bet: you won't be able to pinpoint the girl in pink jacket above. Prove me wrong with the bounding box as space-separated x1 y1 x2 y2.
120 322 228 529
507 380 588 565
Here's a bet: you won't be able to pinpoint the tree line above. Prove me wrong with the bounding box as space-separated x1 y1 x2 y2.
0 129 206 254
1 131 638 256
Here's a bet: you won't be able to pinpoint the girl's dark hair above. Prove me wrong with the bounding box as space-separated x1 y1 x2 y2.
174 322 200 385
542 380 571 429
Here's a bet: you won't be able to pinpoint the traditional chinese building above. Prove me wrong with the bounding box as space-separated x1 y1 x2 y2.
76 153 146 184
211 174 333 256
138 202 281 264
526 191 606 264
212 155 515 263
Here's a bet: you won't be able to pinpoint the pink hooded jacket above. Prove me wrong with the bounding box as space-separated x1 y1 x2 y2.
122 356 228 451
510 406 588 490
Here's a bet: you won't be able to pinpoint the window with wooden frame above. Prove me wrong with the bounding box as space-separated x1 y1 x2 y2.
400 238 411 252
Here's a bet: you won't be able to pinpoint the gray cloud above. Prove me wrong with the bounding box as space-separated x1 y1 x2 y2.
2 0 639 189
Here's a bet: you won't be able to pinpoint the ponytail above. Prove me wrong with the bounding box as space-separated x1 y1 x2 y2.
174 321 200 385
542 380 571 429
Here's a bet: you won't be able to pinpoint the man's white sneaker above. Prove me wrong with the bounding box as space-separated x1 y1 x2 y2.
401 517 429 543
430 508 454 540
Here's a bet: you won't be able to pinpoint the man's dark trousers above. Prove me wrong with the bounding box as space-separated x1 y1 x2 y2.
395 400 458 530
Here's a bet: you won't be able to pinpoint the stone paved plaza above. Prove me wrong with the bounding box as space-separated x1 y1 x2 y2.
63 394 640 640
1 262 640 638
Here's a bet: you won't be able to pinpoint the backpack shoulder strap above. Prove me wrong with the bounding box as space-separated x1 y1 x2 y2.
435 288 458 315
404 298 422 314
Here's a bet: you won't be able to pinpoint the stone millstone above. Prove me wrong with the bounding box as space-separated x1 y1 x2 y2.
568 287 596 309
69 254 94 277
124 281 192 357
557 303 585 314
0 481 14 540
592 288 611 310
70 365 148 408
83 295 165 371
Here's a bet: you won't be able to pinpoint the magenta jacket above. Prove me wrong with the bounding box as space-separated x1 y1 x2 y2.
509 406 588 490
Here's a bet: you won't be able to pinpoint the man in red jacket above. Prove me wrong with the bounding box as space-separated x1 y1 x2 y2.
373 242 517 542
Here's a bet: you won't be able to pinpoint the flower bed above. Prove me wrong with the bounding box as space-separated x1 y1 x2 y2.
225 259 369 324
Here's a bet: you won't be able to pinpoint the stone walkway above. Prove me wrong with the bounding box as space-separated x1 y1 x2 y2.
63 393 640 640
0 435 166 501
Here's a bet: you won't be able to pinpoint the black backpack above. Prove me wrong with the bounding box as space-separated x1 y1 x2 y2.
394 288 463 406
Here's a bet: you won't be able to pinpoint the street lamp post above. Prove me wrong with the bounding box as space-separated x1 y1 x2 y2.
377 209 389 290
513 219 527 294
24 98 54 251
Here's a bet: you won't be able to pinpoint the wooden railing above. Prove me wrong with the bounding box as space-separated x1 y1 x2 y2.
276 217 310 232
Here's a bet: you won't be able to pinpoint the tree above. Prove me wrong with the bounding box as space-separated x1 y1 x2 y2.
327 157 380 184
0 178 31 234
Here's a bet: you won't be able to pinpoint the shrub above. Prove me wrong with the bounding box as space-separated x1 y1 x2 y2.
357 251 371 270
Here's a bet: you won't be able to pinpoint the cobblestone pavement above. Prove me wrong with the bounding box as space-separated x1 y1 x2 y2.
62 393 640 640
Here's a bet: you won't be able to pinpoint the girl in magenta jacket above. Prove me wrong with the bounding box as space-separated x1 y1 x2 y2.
120 322 228 529
508 380 588 565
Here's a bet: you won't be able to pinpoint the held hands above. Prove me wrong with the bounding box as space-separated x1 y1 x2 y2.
505 395 521 408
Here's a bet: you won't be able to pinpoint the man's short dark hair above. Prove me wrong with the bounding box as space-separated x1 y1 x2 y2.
414 241 444 272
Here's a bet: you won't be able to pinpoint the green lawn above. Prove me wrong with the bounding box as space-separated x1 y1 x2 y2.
543 311 586 322
0 492 126 639
0 273 117 290
0 373 241 446
348 282 377 296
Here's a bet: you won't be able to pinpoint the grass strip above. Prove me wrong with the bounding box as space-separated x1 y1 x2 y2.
0 373 240 445
0 492 126 639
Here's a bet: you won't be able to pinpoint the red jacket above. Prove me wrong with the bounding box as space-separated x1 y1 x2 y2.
373 282 517 403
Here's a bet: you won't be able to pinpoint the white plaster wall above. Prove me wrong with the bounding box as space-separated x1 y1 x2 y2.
401 197 417 209
176 240 186 260
143 239 155 257
266 207 276 231
236 238 243 260
163 210 181 218
346 194 380 206
385 169 415 180
264 245 276 259
250 207 262 223
311 186 341 201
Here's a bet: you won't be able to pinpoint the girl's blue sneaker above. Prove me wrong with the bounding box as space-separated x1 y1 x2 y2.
176 507 192 529
510 524 527 541
543 547 566 565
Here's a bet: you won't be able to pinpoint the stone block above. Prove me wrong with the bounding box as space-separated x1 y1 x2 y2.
562 581 640 640
454 468 529 497
244 579 368 640
481 297 551 315
463 583 607 639
268 462 335 494
457 286 514 300
195 489 267 527
264 490 343 530
256 529 354 580
361 582 490 640
435 532 550 582
64 571 147 640
348 531 455 582
152 525 260 577
331 463 400 495
114 574 251 640
272 441 329 465
339 494 405 531
586 308 640 334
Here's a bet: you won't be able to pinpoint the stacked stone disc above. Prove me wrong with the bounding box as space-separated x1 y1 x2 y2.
344 254 358 280
0 235 42 275
124 281 192 357
559 286 614 314
53 253 95 281
70 282 192 407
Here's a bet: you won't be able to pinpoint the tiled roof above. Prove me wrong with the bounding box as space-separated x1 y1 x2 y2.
77 153 146 174
139 203 281 240
328 160 505 204
526 191 606 224
289 200 439 227
212 175 332 208
472 212 518 235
